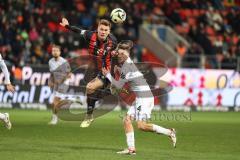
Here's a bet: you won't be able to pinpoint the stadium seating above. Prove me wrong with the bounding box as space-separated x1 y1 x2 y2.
0 0 239 70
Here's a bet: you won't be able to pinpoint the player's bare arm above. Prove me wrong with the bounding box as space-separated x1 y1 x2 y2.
6 83 15 93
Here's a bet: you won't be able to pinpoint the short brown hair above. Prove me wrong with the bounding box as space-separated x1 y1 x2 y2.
117 40 133 52
98 19 111 28
52 44 61 50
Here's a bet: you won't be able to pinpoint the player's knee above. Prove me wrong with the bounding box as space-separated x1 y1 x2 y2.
53 98 60 107
137 122 148 131
86 84 95 94
123 116 131 125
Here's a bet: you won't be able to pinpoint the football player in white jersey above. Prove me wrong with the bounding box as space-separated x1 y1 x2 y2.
48 45 71 125
0 54 15 129
102 42 176 155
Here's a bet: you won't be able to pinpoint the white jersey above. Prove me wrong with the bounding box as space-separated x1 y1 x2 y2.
49 57 68 72
48 57 71 94
106 57 154 121
0 54 11 84
106 57 153 98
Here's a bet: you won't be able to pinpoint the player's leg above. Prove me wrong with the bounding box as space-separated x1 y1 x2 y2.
117 114 136 155
86 77 104 114
135 98 177 147
80 77 104 127
0 112 12 129
136 121 176 147
0 112 6 121
49 96 61 125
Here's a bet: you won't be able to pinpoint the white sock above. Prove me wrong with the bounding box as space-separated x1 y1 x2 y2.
0 113 6 120
153 124 171 136
126 132 135 149
52 114 58 120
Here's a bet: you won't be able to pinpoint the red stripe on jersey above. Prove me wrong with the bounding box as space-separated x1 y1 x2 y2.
89 33 97 55
104 39 113 70
88 32 113 71
97 42 104 69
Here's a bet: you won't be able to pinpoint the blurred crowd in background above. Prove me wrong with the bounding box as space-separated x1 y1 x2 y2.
166 0 240 68
0 0 239 69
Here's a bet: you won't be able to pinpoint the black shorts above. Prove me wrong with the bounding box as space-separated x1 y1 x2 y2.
84 69 110 89
97 72 111 88
86 72 111 99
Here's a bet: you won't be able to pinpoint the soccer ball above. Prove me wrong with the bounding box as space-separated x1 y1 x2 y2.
110 8 126 24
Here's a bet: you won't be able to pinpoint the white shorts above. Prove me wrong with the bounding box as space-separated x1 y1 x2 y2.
127 97 154 121
53 91 68 99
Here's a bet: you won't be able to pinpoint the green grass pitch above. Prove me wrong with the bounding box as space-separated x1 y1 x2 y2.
0 109 240 160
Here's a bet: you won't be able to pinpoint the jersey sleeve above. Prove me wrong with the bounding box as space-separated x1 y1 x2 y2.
106 72 127 89
62 60 71 73
65 25 92 41
109 34 118 50
83 30 93 41
105 52 111 70
48 60 54 72
66 62 71 73
107 34 118 70
0 55 11 84
124 63 143 80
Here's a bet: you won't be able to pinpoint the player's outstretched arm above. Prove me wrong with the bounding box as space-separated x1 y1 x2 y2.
60 17 85 34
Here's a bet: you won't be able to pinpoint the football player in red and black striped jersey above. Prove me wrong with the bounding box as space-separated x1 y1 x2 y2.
60 18 117 127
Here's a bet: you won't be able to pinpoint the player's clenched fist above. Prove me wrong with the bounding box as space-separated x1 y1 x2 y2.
60 18 69 27
102 68 110 76
111 50 118 57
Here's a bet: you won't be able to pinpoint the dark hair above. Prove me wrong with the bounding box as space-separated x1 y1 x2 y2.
116 40 133 52
52 44 61 50
98 19 111 28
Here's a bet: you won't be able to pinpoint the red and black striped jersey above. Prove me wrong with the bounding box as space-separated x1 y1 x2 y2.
65 25 117 71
